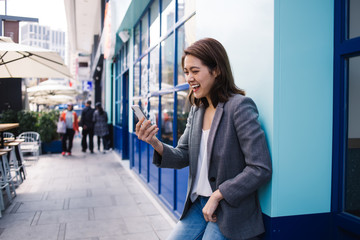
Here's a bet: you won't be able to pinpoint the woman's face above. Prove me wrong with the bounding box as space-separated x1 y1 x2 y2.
184 55 217 101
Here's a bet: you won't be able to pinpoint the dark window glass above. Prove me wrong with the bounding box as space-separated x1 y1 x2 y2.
349 0 360 39
132 99 141 131
161 93 174 145
177 90 190 141
161 0 175 36
126 41 130 69
116 74 122 126
346 55 360 217
177 16 196 85
149 96 160 128
149 46 160 92
120 48 125 73
161 34 174 88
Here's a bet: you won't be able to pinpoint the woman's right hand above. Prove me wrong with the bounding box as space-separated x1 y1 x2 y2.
135 117 160 148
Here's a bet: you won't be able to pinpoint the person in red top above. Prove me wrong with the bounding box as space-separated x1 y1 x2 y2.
59 103 79 156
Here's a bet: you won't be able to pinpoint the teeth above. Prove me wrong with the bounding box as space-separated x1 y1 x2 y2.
192 84 200 88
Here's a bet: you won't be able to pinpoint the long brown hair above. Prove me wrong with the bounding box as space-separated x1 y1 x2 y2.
181 38 245 108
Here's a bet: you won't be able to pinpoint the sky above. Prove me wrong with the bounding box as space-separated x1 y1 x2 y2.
0 0 67 31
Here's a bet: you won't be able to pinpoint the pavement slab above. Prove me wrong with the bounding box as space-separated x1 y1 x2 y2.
0 138 175 239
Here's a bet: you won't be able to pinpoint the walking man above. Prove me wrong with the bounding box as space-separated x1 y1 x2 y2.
80 100 95 153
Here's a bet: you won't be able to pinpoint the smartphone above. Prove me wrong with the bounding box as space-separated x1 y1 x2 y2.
131 105 148 121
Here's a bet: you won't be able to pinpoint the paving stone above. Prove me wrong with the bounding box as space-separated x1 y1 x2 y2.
0 138 173 240
14 199 65 213
147 214 174 231
37 208 89 225
122 216 154 234
94 205 143 220
65 219 126 239
0 223 59 240
0 212 35 228
69 196 115 209
46 189 87 200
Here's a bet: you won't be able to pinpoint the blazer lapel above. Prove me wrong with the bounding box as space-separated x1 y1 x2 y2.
207 102 224 164
190 106 204 178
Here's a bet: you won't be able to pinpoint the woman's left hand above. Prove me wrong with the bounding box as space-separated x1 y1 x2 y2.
202 189 224 222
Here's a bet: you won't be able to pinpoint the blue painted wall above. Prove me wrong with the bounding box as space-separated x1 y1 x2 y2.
273 0 334 216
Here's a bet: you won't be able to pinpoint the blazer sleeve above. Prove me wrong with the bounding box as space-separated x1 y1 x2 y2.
152 106 195 169
219 97 272 207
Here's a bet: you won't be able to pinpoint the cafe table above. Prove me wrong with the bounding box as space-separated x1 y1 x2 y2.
0 123 19 148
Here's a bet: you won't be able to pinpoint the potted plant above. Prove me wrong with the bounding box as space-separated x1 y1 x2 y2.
38 110 62 154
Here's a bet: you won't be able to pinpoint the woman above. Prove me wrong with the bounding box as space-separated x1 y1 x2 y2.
60 103 79 156
93 102 109 152
136 38 272 240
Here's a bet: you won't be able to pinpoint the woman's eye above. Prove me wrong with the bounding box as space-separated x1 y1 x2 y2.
184 72 189 75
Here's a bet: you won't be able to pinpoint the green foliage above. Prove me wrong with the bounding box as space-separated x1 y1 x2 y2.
38 111 60 142
0 110 60 142
0 110 18 124
17 111 39 134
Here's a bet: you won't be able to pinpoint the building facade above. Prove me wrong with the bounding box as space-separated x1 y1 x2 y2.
67 0 360 239
20 23 66 62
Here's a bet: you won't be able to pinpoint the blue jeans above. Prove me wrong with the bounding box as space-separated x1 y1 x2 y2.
167 196 229 240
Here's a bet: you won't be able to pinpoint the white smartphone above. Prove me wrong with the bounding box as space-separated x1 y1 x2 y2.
131 105 148 121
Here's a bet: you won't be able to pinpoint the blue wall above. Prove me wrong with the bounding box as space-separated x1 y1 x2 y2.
273 0 334 216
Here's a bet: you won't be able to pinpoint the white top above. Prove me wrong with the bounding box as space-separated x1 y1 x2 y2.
65 111 73 129
190 129 213 202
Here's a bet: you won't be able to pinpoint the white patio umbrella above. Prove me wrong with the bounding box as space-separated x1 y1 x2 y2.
29 95 75 105
27 84 79 98
0 37 72 78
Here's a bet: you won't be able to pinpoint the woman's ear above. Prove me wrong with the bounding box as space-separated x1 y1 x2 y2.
212 67 220 78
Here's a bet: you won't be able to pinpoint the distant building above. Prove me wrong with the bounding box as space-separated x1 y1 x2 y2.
20 23 66 63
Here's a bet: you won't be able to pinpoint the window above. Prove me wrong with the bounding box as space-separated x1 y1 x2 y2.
345 56 360 217
150 0 160 46
349 0 360 39
161 0 175 36
177 90 190 141
161 93 174 145
177 16 196 85
141 12 149 54
141 55 149 96
134 25 140 61
149 46 160 92
161 34 174 88
333 0 360 237
177 0 196 21
134 62 140 96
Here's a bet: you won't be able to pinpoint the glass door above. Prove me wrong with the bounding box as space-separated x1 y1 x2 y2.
333 0 360 239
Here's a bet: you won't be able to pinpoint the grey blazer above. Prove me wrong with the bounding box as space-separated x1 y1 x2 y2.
153 94 272 240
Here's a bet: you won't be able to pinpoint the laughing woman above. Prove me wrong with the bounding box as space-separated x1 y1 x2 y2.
135 38 272 240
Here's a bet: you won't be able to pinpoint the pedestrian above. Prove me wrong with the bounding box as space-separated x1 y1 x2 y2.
135 38 272 240
80 100 95 153
93 102 109 153
60 103 79 156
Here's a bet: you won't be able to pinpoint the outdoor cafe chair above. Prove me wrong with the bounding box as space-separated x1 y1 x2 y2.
5 141 25 186
18 132 41 161
3 132 14 139
0 151 16 210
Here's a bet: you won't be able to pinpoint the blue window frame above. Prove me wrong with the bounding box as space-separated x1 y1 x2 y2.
131 0 196 216
333 0 360 238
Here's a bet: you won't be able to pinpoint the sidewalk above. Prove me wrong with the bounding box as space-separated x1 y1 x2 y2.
0 137 176 240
